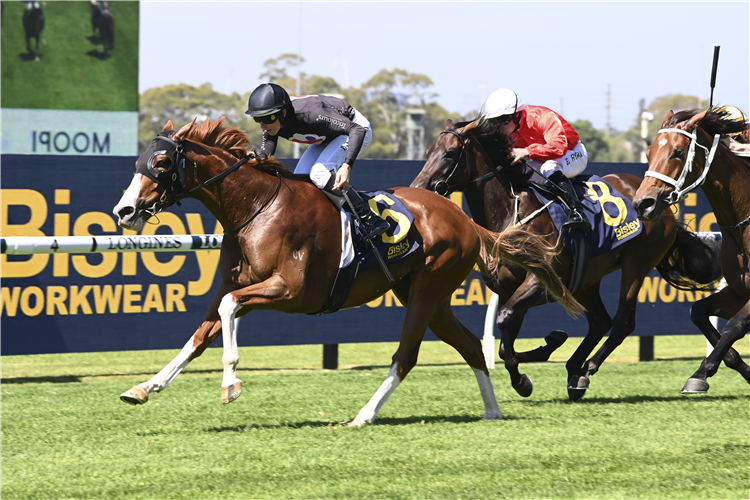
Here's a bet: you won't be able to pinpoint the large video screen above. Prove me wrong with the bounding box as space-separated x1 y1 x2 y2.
1 1 139 155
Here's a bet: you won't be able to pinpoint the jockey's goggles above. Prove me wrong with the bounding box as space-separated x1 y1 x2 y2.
253 113 279 124
496 114 514 125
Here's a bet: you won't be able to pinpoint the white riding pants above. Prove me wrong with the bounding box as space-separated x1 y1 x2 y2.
294 108 372 189
528 141 588 179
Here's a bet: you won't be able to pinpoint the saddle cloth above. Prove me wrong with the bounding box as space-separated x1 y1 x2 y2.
314 189 420 315
533 174 643 257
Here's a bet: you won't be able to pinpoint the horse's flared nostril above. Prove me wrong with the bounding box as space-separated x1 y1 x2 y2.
633 197 656 219
116 205 134 220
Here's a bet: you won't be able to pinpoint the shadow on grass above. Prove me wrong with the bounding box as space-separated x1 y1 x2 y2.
203 414 501 432
527 394 749 405
1 375 82 384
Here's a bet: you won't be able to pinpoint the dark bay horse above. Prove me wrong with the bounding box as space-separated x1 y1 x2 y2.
90 2 114 54
411 118 722 401
23 1 44 60
633 108 750 393
112 118 582 426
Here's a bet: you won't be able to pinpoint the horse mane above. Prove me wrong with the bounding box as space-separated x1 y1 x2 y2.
468 119 530 185
184 118 296 177
668 108 748 136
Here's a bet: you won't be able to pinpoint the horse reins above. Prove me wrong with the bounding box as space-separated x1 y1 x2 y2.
141 134 282 234
644 127 720 205
432 130 505 196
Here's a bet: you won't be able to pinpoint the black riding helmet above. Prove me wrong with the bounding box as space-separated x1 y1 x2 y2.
245 83 291 123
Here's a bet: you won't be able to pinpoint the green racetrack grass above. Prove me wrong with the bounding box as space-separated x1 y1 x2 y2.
2 336 749 499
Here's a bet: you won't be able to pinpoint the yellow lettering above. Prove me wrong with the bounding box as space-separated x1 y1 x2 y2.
384 290 402 307
165 284 187 312
1 287 22 316
93 285 122 314
54 210 70 277
449 192 464 209
451 281 466 306
465 279 485 306
71 212 118 278
638 276 660 303
678 289 695 303
699 213 717 233
69 285 94 315
682 213 697 232
186 214 223 296
123 284 142 313
659 278 677 303
46 286 68 315
140 213 187 277
20 287 44 316
0 189 50 278
366 295 384 308
143 284 165 313
121 229 138 276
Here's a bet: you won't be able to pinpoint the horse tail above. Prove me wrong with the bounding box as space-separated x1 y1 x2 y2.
474 223 585 317
655 225 722 290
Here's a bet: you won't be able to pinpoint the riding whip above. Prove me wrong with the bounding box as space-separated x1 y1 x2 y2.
709 46 720 107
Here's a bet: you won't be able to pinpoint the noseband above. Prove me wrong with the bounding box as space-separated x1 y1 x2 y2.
644 127 720 205
432 130 504 196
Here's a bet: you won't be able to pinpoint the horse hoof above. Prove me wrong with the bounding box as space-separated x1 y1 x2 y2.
681 378 709 394
222 381 243 404
544 330 568 350
512 374 533 398
120 386 148 405
567 376 589 402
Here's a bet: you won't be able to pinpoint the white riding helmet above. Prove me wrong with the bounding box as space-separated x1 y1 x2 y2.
480 88 526 119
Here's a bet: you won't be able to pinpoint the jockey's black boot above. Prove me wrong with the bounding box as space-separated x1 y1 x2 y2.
343 186 390 241
548 171 591 232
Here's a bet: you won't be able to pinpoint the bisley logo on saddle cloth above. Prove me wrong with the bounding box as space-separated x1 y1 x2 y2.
533 174 643 257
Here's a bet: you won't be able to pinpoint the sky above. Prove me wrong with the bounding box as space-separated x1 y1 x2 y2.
139 1 750 133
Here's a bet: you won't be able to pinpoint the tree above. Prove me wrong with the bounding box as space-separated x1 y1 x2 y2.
570 120 609 162
139 83 249 151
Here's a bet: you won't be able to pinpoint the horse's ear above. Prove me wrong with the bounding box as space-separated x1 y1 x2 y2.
162 120 174 132
443 119 454 131
172 117 198 142
461 118 482 134
685 109 709 131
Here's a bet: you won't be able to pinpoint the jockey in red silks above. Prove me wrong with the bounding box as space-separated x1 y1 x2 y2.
479 88 591 231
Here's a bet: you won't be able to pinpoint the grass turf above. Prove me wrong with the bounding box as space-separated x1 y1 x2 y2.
2 336 749 499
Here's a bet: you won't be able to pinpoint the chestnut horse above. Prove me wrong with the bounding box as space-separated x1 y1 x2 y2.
633 108 750 394
411 118 722 401
112 118 582 426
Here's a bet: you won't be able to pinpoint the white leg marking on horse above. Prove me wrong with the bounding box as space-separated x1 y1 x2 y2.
472 367 503 421
348 362 402 427
219 293 242 403
121 336 197 404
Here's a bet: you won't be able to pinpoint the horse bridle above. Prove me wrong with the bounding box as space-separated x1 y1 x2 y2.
432 129 504 196
139 133 281 234
644 127 720 205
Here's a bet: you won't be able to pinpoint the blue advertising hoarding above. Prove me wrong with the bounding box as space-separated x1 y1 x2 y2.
1 156 719 355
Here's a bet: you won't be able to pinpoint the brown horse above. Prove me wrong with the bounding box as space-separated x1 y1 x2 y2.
112 118 582 426
633 108 750 393
411 118 722 401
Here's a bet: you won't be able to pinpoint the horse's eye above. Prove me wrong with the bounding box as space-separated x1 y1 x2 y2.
444 150 457 160
672 149 684 160
154 159 169 171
